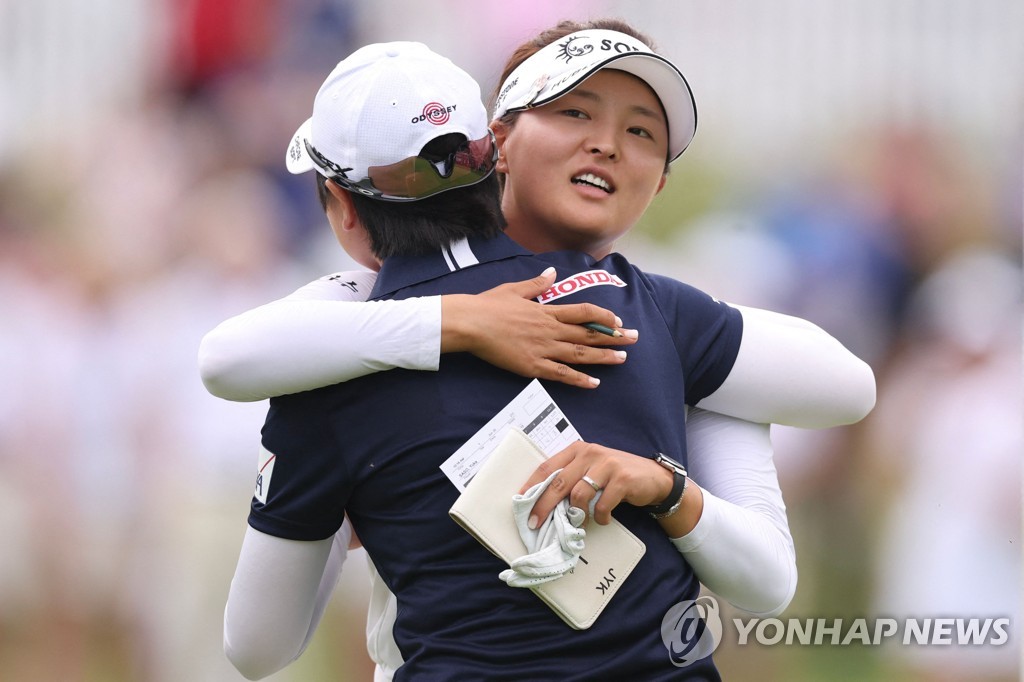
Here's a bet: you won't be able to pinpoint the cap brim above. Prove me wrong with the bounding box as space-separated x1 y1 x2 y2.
607 54 697 161
535 53 697 162
285 118 316 174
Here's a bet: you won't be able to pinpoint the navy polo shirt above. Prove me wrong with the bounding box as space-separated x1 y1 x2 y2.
252 232 741 680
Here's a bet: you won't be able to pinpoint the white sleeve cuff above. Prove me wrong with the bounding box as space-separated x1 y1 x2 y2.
670 489 797 617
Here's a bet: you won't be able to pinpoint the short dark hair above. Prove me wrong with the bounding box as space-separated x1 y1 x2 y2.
316 171 505 259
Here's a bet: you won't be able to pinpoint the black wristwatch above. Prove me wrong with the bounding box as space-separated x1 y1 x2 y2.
644 453 688 519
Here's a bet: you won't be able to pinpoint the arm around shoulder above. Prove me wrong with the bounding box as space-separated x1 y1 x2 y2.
198 274 442 401
698 304 876 428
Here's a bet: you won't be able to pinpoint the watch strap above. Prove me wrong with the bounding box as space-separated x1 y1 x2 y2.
644 468 687 517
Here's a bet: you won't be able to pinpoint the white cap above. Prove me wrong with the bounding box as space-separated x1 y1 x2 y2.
286 41 490 181
492 29 697 162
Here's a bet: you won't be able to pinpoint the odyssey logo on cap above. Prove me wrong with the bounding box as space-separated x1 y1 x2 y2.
413 102 457 125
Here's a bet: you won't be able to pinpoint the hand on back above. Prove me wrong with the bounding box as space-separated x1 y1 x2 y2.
441 268 637 389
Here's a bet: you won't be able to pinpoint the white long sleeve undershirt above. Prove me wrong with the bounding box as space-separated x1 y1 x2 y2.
671 408 797 617
199 271 875 426
224 525 350 680
199 273 440 403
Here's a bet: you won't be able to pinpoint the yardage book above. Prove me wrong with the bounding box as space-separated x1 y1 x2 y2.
449 427 646 630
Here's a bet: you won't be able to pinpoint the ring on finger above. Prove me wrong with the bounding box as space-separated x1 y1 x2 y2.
582 475 602 493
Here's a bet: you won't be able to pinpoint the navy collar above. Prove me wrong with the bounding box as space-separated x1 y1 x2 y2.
370 232 533 299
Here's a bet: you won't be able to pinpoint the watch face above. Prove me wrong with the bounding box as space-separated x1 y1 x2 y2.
656 453 686 475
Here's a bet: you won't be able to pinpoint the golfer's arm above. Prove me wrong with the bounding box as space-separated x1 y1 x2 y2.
224 523 350 679
199 272 441 402
671 408 797 617
697 305 876 428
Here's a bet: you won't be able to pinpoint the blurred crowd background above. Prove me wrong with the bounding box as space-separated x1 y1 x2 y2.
0 1 1021 680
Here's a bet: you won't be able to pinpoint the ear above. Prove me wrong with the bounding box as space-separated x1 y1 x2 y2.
490 121 511 174
654 173 668 196
325 180 359 231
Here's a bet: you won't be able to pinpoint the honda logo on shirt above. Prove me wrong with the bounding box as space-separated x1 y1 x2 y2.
536 270 628 303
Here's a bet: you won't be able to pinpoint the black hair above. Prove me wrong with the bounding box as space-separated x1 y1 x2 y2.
315 172 505 260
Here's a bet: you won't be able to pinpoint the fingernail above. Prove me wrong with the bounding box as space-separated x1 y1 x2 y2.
528 515 539 530
613 350 627 360
622 329 639 339
541 267 555 277
614 316 623 328
588 376 601 386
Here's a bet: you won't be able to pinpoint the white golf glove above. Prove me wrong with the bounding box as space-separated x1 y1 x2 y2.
499 468 594 587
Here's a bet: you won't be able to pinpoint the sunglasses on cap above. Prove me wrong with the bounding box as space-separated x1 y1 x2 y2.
304 131 498 202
